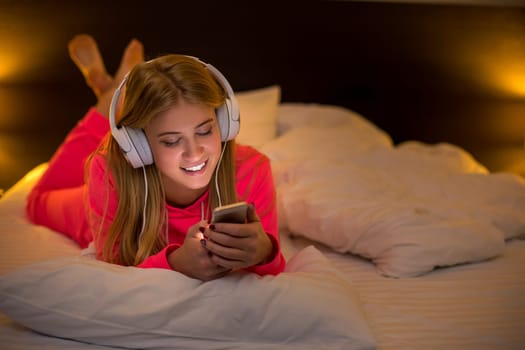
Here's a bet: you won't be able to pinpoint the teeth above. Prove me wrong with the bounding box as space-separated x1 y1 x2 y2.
184 162 205 172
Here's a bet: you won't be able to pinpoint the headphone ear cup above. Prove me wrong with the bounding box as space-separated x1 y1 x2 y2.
216 97 240 142
216 104 230 142
121 126 154 168
195 59 240 142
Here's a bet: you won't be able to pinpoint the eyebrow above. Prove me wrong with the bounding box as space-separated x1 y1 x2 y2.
157 118 214 137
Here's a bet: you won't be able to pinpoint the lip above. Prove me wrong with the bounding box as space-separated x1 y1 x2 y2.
181 160 208 175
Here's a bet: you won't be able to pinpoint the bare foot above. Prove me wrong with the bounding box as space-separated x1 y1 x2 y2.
94 38 144 118
68 34 113 98
114 38 144 84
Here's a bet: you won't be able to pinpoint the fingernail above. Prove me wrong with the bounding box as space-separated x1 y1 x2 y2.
199 227 205 233
200 239 206 246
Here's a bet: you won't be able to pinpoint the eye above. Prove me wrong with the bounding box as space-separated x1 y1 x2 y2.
196 126 213 137
160 138 181 147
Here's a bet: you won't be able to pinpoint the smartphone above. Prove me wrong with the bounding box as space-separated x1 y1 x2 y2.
211 202 248 224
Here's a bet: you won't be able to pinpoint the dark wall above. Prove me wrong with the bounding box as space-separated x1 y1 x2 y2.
1 0 525 189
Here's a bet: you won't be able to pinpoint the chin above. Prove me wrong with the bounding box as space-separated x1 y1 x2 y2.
186 181 211 191
186 174 214 191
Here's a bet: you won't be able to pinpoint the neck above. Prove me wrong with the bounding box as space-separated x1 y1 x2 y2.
163 177 207 208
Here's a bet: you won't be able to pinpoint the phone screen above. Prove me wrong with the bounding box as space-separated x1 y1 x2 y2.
211 202 248 223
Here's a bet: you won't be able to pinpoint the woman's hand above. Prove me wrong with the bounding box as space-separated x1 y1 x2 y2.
202 204 274 270
167 220 232 281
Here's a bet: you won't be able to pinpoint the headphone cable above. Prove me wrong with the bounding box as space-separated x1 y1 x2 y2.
138 166 148 244
214 140 228 208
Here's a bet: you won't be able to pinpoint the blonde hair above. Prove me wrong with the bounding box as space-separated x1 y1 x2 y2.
94 55 238 266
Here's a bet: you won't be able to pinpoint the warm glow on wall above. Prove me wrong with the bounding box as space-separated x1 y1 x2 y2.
0 52 22 82
487 61 525 98
0 32 61 85
0 33 34 83
435 21 525 100
497 76 525 97
466 35 525 98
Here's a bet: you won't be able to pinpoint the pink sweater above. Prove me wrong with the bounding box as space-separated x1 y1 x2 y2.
26 108 285 275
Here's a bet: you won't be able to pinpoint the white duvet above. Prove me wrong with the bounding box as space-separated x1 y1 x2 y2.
263 104 525 278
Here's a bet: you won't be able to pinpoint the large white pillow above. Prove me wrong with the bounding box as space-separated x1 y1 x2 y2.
0 246 376 350
234 85 281 149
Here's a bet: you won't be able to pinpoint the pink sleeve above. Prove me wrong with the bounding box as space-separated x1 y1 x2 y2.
240 151 286 275
137 244 180 269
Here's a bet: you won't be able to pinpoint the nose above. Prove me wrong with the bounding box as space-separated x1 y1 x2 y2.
182 137 203 160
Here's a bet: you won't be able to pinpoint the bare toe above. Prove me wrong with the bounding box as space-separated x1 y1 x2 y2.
115 38 144 84
68 34 112 97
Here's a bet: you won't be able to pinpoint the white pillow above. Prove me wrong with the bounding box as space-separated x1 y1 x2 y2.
0 246 376 350
276 102 390 142
234 85 281 149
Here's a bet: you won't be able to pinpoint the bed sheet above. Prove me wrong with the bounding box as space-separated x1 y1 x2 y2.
281 231 525 350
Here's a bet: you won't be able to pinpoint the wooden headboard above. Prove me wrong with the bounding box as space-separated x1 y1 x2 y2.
1 0 525 190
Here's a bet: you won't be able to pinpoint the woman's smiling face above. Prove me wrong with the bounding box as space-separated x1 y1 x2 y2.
144 99 222 206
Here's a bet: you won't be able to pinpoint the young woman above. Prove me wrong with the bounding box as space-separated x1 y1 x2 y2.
26 34 285 281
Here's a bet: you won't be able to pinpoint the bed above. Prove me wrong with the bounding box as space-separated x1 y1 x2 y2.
1 84 524 349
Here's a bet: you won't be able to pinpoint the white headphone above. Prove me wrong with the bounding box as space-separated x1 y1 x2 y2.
109 56 240 168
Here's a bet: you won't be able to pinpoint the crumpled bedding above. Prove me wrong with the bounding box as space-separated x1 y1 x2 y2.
261 121 525 278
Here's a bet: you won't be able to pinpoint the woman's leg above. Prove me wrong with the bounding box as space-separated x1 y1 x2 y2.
26 35 143 246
